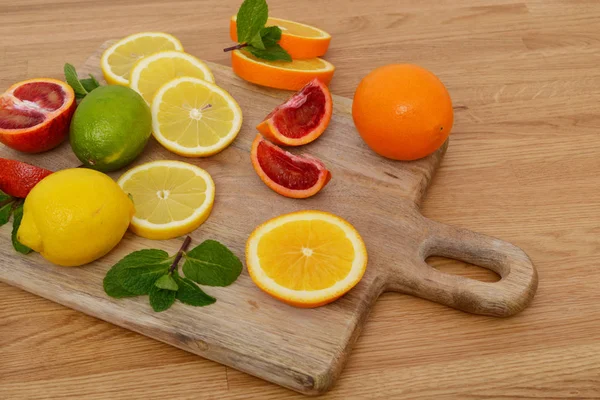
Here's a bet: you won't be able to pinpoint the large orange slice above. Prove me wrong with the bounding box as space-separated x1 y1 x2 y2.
0 79 76 153
257 78 332 146
230 16 331 59
246 210 368 308
250 135 331 199
231 50 334 91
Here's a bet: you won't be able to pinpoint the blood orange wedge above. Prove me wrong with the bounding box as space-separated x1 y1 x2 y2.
0 79 75 153
0 158 52 198
231 50 334 91
257 78 332 146
230 16 331 59
250 135 331 199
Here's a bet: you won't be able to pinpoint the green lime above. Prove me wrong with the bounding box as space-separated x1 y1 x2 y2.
70 85 152 172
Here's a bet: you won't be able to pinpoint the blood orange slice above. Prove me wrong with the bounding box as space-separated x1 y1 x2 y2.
257 78 332 146
0 158 52 198
250 135 331 199
0 78 76 153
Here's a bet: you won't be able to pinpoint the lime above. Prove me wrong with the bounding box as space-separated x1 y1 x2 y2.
70 85 152 172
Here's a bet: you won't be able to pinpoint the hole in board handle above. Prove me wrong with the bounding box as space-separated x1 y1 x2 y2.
426 256 500 283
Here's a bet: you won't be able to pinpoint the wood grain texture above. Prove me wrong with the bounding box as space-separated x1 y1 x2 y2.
0 41 536 394
1 0 599 398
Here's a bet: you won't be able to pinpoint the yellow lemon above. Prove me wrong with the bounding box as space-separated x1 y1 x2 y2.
246 210 368 308
117 160 215 240
18 169 135 267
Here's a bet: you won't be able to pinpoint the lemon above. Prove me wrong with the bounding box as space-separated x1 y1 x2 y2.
17 169 135 267
117 160 215 240
101 32 184 86
130 51 215 104
151 77 242 157
246 211 368 308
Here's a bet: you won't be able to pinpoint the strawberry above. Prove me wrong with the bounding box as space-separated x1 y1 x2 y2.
0 158 53 198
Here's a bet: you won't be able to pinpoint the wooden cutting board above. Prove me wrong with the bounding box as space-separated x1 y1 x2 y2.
0 42 538 395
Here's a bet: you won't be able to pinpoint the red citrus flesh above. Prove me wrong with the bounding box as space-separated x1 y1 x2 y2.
0 78 76 153
251 135 331 199
0 158 53 198
257 78 333 146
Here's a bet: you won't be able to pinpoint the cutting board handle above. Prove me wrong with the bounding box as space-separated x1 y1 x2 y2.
385 218 538 317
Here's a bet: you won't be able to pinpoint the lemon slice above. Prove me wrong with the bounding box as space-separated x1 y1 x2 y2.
130 51 215 104
117 160 215 240
246 210 368 307
101 32 184 86
151 77 242 157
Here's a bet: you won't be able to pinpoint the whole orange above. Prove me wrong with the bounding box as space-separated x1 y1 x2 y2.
352 64 453 161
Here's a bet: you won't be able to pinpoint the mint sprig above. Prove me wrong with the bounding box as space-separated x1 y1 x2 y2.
103 236 241 312
223 0 292 62
0 192 32 254
64 63 101 100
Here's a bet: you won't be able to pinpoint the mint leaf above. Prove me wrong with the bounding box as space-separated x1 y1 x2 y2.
79 76 100 93
119 264 170 295
236 0 268 44
104 249 170 298
247 44 292 62
260 26 282 47
0 202 12 226
103 262 137 298
64 63 88 98
248 32 265 50
110 249 171 295
149 284 176 312
155 274 178 291
182 240 242 286
0 190 11 203
174 273 216 306
11 203 31 254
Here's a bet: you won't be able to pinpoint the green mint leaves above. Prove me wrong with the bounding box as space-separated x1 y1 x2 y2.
225 0 292 62
236 0 268 44
64 63 101 100
0 192 32 255
155 274 179 291
182 240 243 286
103 238 241 312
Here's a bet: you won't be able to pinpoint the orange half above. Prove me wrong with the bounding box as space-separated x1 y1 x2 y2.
230 16 331 59
231 50 334 91
246 210 368 308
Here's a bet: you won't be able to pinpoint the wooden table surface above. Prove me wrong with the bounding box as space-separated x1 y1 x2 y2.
1 0 599 398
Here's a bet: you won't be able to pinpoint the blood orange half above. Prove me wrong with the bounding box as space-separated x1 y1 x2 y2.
257 78 332 146
0 78 76 153
250 135 331 199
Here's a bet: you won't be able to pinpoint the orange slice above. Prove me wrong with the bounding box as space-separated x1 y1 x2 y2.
231 50 334 91
230 16 331 59
257 78 332 146
246 210 368 308
251 135 331 199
